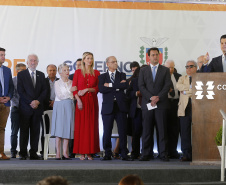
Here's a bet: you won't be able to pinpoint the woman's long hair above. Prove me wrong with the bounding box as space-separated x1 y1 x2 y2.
81 52 95 77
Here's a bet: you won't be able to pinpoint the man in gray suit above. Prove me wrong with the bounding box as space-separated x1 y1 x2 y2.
138 47 171 161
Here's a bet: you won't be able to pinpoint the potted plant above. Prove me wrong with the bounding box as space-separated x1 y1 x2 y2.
215 126 225 163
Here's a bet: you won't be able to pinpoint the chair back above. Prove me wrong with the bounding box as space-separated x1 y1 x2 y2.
42 110 53 136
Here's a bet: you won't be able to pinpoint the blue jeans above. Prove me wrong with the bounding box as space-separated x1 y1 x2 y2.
10 107 20 154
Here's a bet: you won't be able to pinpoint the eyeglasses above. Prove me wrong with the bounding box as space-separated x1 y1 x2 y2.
109 61 117 64
185 65 195 69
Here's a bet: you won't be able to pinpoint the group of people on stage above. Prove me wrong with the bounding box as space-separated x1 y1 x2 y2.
0 34 225 161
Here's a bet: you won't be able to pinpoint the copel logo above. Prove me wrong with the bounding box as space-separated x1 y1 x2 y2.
195 81 215 99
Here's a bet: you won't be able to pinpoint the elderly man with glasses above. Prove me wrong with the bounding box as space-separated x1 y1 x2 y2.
176 60 197 162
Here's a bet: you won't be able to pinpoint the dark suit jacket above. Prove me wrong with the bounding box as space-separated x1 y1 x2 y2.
17 69 47 115
138 64 171 110
98 70 129 115
169 72 181 98
199 64 208 72
44 77 59 111
127 77 140 118
208 55 224 72
0 65 14 106
69 73 74 81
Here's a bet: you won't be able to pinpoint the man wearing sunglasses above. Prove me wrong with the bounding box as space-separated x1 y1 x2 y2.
208 34 226 72
176 60 197 162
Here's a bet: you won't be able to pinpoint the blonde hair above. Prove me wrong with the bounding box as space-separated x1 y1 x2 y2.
81 52 95 77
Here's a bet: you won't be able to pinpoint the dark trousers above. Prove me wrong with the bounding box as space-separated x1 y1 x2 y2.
10 107 20 154
102 102 128 158
131 108 142 157
19 111 42 157
167 99 180 157
180 100 192 160
142 109 168 158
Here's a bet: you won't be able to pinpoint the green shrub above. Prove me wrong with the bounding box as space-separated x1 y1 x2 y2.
215 126 222 146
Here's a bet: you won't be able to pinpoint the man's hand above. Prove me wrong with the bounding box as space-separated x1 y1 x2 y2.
77 100 83 110
0 96 10 104
30 100 40 109
70 86 77 92
120 80 126 83
151 96 159 106
49 100 54 108
78 89 88 96
104 83 109 87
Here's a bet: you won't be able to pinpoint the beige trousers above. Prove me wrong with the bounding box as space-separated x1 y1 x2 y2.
0 104 10 153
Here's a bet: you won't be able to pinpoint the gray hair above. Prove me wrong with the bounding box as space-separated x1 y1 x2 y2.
165 60 175 66
106 56 116 63
27 54 39 62
186 60 197 67
58 63 69 74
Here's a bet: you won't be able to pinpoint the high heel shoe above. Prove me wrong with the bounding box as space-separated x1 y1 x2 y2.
80 155 86 160
62 156 72 160
87 155 93 160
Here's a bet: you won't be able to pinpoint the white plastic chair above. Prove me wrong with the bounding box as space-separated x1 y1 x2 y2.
42 110 55 160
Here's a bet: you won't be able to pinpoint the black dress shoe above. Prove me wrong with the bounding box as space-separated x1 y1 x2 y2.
55 158 61 160
30 154 41 160
101 156 112 161
69 154 76 158
11 153 16 158
62 156 72 160
180 157 192 162
139 156 150 161
160 156 169 162
130 155 140 160
20 156 27 160
122 157 134 161
92 153 100 158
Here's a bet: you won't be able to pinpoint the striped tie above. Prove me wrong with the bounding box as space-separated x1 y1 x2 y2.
31 71 35 87
111 73 114 83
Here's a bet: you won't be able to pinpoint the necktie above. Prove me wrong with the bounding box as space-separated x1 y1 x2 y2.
152 66 157 81
31 71 35 87
224 56 226 72
189 76 192 85
111 73 114 83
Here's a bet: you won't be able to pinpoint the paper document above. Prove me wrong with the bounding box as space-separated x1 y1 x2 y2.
147 103 157 110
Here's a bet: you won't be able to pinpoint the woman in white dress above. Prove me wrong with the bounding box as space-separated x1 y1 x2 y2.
51 64 76 160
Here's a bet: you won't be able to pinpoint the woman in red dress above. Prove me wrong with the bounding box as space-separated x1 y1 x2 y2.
72 52 100 160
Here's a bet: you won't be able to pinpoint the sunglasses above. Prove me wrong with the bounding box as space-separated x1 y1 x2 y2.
185 65 195 69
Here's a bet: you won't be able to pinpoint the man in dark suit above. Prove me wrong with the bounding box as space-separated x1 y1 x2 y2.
0 47 14 160
40 64 59 158
68 58 82 80
127 69 142 160
208 34 226 72
138 47 171 161
165 60 181 159
98 56 131 161
17 54 47 160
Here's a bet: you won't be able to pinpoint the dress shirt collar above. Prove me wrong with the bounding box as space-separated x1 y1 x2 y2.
28 68 36 75
222 54 226 61
150 63 159 70
108 70 116 76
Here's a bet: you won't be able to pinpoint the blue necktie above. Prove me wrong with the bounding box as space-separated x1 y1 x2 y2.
152 66 157 81
111 73 114 83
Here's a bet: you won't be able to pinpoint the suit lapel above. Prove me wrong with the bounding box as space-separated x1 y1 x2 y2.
25 69 35 90
105 71 111 83
146 65 153 83
35 71 39 90
218 56 223 72
154 64 162 85
115 70 120 84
